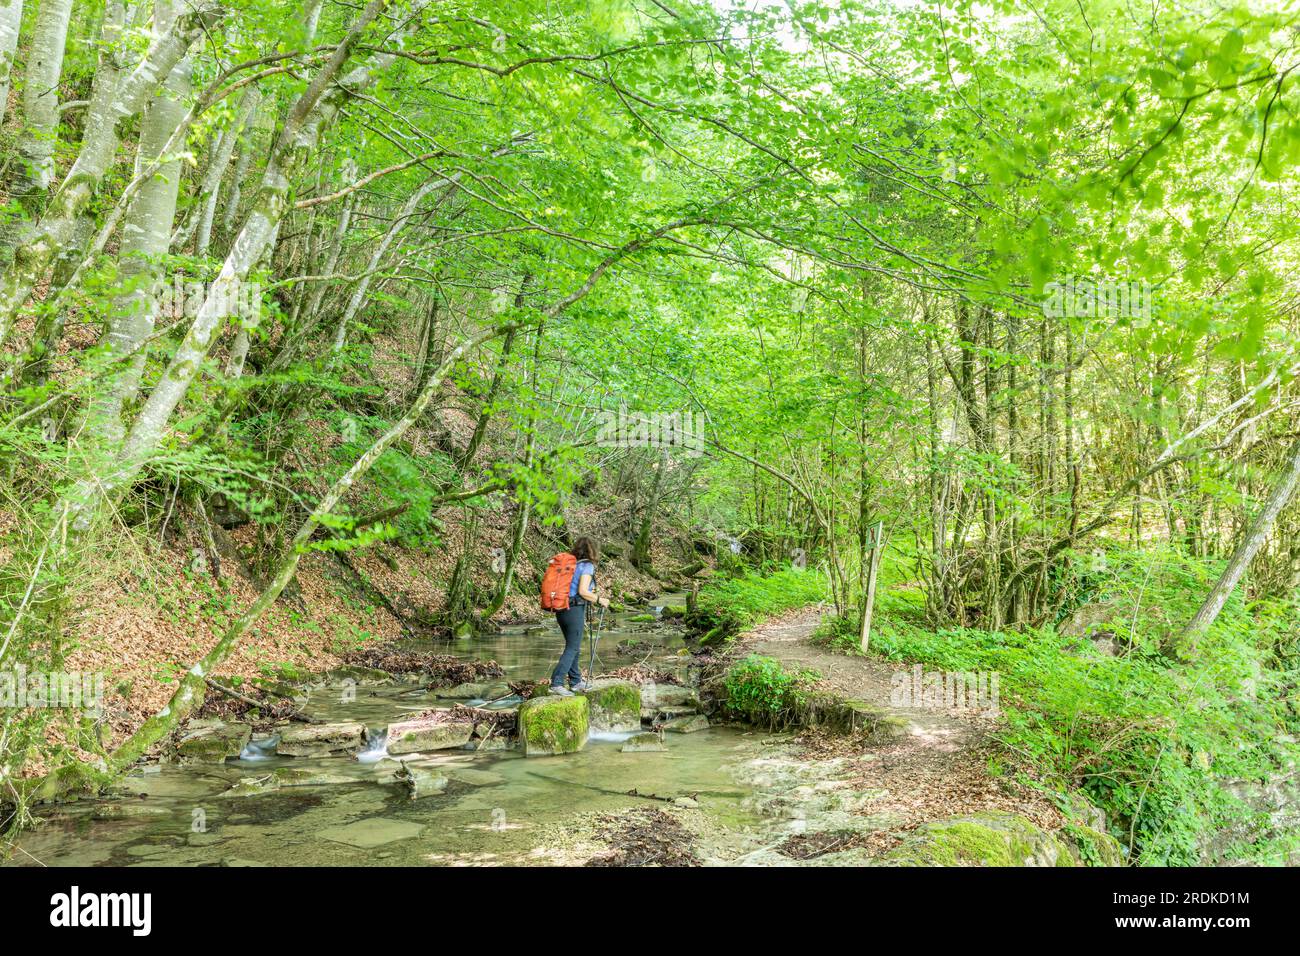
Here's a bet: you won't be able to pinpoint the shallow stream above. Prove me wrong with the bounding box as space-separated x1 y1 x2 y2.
12 599 837 867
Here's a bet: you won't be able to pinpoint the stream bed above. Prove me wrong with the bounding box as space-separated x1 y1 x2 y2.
11 600 852 867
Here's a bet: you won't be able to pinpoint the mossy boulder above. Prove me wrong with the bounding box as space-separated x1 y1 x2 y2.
174 722 251 764
882 813 1078 867
583 679 642 733
1063 823 1127 866
660 605 688 620
519 694 589 756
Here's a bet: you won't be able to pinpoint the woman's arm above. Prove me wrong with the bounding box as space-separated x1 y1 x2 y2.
577 572 608 607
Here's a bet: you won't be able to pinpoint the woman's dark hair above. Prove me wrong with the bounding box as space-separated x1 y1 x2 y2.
571 536 599 562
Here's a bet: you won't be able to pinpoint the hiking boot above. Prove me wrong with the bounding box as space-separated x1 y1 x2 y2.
571 681 590 693
548 685 574 697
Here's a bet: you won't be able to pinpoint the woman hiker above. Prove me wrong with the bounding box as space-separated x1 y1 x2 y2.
549 536 609 696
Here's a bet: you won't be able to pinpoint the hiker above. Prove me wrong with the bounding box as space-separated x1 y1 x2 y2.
545 536 608 696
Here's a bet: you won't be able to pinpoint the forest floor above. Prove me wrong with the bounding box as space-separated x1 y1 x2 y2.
736 606 1064 857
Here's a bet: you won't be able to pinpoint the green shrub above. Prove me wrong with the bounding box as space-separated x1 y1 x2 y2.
722 654 820 728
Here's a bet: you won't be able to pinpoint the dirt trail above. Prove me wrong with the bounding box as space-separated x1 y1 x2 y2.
735 606 1061 855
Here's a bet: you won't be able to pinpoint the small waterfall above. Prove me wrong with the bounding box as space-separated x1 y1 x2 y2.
238 734 280 761
589 729 640 743
356 728 389 763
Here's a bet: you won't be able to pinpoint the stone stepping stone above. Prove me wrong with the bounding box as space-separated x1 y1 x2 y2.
317 818 426 848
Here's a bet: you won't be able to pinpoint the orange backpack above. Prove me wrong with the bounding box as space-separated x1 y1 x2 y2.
540 552 578 611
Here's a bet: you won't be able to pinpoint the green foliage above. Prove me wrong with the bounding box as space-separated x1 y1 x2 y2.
821 546 1299 866
722 654 820 729
691 568 828 642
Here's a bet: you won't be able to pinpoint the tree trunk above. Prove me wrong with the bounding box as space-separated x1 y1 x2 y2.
0 1 210 348
0 0 23 126
80 9 192 440
1181 433 1300 641
7 0 73 209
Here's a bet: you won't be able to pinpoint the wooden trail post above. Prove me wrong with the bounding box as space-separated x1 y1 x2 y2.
859 520 884 653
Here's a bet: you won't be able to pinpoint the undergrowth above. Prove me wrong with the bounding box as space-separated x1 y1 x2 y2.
813 544 1300 866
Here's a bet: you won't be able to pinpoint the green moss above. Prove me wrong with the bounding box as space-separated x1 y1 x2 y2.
588 682 640 714
585 680 643 732
519 695 589 756
884 813 1078 867
1063 822 1126 867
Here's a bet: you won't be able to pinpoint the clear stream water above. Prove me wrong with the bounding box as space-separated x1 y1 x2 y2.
11 599 811 867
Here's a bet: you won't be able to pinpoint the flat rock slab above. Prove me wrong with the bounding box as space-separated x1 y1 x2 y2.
621 732 667 753
444 768 506 787
435 681 511 700
386 718 474 755
221 767 358 796
175 722 251 764
326 665 396 685
317 818 426 849
640 682 699 709
276 721 365 756
661 714 709 733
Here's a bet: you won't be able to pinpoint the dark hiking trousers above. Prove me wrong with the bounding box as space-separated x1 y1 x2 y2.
551 604 587 687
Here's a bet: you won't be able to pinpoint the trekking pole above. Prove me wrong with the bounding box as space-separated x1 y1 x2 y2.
587 603 607 681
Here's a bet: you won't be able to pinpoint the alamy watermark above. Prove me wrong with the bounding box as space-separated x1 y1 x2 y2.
595 405 704 457
890 664 999 715
1042 275 1153 323
1 666 104 715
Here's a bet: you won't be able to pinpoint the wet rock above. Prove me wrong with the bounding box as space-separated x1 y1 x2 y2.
519 694 589 756
326 665 394 685
175 722 251 764
395 763 449 800
386 717 474 755
221 767 359 797
222 776 278 797
640 682 699 708
645 705 698 722
583 679 642 733
444 767 506 787
371 758 405 784
435 681 494 699
621 732 667 753
276 721 365 757
90 801 172 820
317 817 426 848
661 714 709 733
